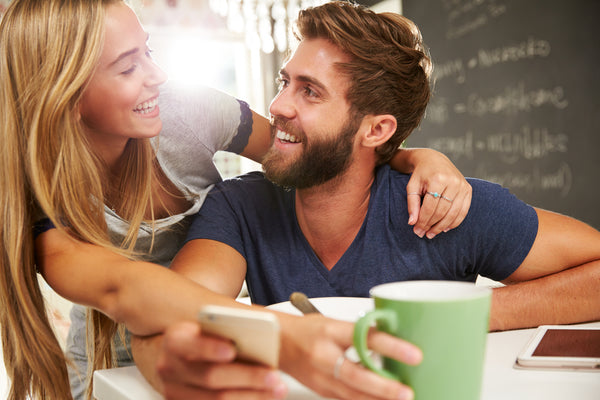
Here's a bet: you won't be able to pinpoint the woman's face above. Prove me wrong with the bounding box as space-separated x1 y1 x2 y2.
78 2 167 162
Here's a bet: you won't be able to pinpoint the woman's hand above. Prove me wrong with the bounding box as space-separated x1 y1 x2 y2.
390 148 472 239
278 313 422 400
135 321 289 400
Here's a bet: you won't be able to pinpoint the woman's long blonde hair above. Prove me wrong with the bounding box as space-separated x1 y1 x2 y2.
0 0 156 398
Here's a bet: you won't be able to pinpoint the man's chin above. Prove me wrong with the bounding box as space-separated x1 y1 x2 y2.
263 152 297 174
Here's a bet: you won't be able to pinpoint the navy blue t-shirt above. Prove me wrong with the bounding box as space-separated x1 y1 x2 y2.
186 165 538 306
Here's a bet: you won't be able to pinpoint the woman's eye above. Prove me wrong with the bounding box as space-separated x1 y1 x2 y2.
122 63 139 75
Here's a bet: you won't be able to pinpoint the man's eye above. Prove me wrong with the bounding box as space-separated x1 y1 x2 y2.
303 86 317 97
276 77 289 90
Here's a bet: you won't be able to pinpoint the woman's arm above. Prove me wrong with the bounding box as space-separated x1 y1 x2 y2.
36 228 241 335
239 111 273 163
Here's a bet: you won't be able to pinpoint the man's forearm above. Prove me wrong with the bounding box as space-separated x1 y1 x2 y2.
490 260 600 331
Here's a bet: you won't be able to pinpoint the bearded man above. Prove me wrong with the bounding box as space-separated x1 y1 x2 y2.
132 2 600 399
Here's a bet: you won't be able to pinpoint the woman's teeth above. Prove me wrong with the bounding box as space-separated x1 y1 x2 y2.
134 98 158 114
276 129 300 143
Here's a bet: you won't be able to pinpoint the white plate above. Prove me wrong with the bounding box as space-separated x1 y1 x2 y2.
267 296 374 322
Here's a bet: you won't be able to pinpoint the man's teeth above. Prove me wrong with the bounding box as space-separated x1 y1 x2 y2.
134 98 158 114
276 129 300 143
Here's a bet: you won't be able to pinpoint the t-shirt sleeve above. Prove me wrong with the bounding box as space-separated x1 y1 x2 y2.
185 177 253 258
33 218 55 240
158 82 253 155
226 99 253 154
156 83 255 195
447 178 539 281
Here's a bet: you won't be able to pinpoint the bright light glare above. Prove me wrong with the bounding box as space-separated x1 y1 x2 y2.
156 32 238 92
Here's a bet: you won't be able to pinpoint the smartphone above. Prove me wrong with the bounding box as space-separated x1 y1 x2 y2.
516 325 600 370
198 305 280 368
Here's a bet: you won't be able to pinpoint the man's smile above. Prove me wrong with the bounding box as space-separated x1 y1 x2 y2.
276 129 301 143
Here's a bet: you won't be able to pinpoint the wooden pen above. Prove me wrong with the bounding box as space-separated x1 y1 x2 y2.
289 292 322 315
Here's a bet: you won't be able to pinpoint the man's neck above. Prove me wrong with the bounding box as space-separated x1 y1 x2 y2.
294 163 376 270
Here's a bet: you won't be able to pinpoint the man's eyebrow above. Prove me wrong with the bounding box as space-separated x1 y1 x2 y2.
278 69 290 79
108 33 149 67
279 68 329 96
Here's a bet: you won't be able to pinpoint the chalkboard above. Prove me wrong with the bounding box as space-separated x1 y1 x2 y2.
402 0 600 229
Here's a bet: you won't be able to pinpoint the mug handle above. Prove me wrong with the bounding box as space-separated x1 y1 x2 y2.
353 309 399 380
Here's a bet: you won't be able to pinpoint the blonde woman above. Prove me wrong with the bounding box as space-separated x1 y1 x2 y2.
0 1 472 399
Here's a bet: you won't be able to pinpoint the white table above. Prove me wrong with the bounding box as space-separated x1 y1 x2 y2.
93 299 600 400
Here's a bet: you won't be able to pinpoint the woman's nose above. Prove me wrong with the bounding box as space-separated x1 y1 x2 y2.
146 59 168 87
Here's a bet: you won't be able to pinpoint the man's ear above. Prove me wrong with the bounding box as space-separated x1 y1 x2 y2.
360 114 397 148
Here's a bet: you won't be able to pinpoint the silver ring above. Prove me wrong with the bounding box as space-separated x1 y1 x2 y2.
407 193 421 196
441 195 453 202
426 191 441 199
333 355 345 380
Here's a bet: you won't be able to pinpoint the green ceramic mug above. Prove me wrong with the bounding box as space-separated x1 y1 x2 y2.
354 281 492 400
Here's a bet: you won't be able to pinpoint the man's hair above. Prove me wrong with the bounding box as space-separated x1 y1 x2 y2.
294 1 432 164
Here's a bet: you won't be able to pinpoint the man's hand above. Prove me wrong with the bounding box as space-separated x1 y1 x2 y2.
278 313 422 400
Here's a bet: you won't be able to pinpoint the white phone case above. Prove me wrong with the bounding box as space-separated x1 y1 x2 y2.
198 305 280 368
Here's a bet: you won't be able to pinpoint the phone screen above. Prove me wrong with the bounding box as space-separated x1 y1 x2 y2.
532 329 600 358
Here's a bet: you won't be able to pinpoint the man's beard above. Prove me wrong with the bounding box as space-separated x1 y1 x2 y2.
263 115 361 189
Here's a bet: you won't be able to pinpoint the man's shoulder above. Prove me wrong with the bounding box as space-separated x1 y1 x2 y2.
375 165 411 191
381 165 519 210
465 177 516 201
383 166 411 181
211 171 289 201
382 165 502 192
219 171 276 188
199 171 294 227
